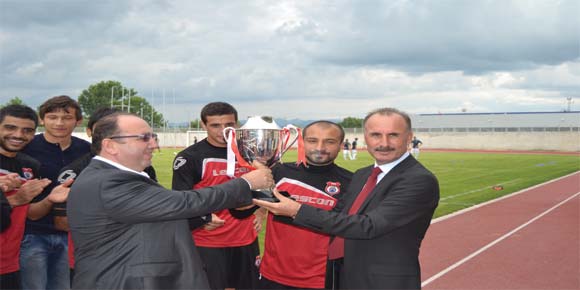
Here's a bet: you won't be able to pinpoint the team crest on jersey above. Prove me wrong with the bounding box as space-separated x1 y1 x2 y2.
58 169 77 183
325 181 341 196
22 168 34 180
173 156 187 170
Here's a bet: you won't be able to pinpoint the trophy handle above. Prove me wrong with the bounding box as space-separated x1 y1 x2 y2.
223 127 254 178
223 127 236 140
280 125 300 155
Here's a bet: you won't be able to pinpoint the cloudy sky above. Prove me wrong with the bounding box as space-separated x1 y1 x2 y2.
1 0 578 122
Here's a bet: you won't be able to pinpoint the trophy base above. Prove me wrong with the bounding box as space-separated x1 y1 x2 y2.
252 190 279 202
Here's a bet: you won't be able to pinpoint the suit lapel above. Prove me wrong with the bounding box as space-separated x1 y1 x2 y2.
341 166 373 213
355 155 418 214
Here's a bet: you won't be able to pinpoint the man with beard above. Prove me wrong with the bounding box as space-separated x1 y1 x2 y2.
0 105 71 290
255 108 440 289
258 121 352 289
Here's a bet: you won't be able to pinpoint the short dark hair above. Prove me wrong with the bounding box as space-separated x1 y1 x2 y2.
200 102 238 124
88 107 121 131
363 107 412 131
302 120 345 143
91 112 132 154
0 104 39 128
38 95 82 120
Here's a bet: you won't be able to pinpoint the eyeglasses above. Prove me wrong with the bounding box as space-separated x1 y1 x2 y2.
108 133 158 143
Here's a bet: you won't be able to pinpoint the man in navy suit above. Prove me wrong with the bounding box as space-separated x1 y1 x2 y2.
255 107 439 289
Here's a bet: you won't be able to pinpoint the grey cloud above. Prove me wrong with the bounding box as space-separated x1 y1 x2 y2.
1 0 579 121
298 0 579 74
0 0 131 28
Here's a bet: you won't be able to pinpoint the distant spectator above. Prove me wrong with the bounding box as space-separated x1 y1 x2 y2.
350 137 358 160
410 136 423 159
343 139 351 160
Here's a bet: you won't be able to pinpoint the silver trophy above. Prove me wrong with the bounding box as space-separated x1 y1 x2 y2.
224 116 299 201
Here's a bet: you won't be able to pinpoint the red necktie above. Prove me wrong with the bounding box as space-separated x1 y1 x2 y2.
328 167 382 260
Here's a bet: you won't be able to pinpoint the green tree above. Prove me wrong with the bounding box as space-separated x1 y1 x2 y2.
2 97 26 107
126 96 165 128
78 80 165 127
339 117 363 128
189 119 202 130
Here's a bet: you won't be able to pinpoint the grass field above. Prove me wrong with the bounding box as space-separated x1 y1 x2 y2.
153 148 580 251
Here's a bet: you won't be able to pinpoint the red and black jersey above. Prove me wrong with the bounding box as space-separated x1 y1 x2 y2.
0 153 40 274
172 139 256 247
260 162 352 288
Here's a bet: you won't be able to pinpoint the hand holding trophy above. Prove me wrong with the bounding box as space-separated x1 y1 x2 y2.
223 116 303 201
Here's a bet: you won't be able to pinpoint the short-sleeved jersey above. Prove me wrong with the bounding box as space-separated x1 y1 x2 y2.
172 139 255 247
0 153 40 274
260 162 352 288
351 140 358 150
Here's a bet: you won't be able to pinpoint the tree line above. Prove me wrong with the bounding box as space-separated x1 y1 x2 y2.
2 81 166 127
3 80 363 129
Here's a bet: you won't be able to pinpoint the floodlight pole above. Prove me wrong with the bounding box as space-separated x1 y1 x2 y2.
163 89 166 131
110 87 115 108
151 89 155 128
120 88 124 111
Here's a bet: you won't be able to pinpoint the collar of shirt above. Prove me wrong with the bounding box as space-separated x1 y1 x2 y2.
374 152 410 183
94 155 150 178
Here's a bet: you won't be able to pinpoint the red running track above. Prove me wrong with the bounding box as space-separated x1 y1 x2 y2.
420 171 580 289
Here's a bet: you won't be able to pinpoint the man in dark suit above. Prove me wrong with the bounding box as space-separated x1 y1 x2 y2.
255 107 439 289
68 113 274 290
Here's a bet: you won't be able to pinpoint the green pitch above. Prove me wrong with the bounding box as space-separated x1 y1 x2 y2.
152 148 580 251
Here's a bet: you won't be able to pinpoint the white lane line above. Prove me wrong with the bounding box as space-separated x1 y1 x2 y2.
422 191 580 287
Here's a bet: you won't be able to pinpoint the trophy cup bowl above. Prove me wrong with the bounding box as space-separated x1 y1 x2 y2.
224 116 298 201
237 128 282 166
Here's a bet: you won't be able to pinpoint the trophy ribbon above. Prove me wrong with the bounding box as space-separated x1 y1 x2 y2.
282 124 307 167
224 127 254 178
